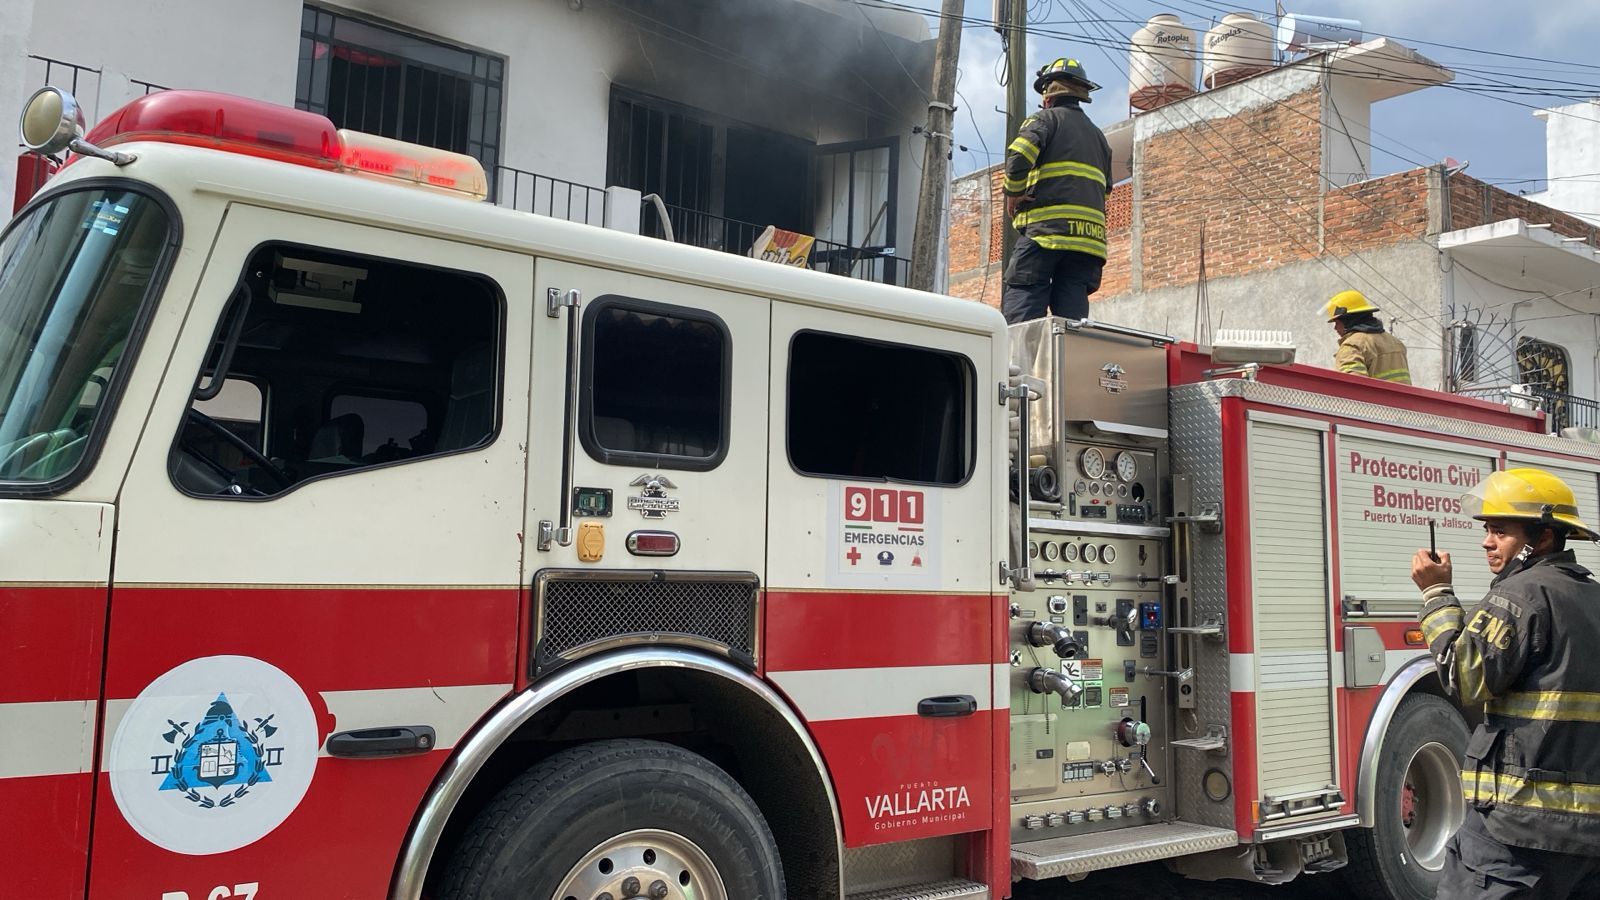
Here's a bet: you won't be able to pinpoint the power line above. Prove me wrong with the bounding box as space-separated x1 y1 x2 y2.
1057 0 1458 332
1163 0 1600 76
871 0 1600 127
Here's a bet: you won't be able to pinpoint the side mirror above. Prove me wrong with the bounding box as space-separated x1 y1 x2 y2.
19 86 134 165
20 86 85 156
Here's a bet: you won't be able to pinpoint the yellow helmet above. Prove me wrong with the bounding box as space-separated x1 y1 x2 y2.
1325 289 1380 321
1469 468 1597 540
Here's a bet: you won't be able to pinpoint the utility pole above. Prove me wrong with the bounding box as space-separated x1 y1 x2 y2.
909 0 965 293
1001 0 1027 274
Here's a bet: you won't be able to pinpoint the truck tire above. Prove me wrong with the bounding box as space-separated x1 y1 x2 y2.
436 739 785 900
1342 694 1468 900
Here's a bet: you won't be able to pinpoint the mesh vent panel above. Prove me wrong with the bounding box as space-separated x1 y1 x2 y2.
536 572 758 673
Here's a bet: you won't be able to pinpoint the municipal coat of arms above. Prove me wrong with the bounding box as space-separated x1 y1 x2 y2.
152 692 284 809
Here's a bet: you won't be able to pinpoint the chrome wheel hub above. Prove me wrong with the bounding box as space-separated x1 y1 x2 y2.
1401 740 1465 872
554 828 726 900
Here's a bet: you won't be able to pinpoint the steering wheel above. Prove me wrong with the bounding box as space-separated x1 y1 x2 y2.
183 408 291 492
0 428 78 477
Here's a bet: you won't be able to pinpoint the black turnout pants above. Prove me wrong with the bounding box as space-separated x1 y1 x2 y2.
1439 810 1600 899
1001 236 1103 324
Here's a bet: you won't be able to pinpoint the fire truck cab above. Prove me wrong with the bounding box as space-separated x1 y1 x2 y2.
7 86 1600 900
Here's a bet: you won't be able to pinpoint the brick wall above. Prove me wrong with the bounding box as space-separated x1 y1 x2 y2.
1448 172 1600 242
1134 88 1326 290
1323 169 1432 254
1101 183 1134 298
947 167 1004 309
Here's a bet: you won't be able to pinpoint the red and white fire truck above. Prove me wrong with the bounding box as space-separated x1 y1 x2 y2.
5 86 1597 900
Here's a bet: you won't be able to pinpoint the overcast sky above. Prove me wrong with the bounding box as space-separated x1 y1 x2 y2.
897 0 1599 189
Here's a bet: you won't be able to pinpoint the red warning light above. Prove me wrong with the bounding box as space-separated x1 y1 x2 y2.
81 90 341 169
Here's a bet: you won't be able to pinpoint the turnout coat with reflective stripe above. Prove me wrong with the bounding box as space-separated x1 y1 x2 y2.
1420 551 1600 854
1334 330 1411 383
1003 102 1112 259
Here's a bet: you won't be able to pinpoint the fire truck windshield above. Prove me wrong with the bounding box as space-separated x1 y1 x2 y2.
0 186 173 488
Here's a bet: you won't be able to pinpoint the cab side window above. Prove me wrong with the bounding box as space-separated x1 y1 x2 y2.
578 296 730 470
171 244 501 498
787 330 973 485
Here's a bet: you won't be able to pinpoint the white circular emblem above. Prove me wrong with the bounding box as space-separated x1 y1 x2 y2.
109 655 318 855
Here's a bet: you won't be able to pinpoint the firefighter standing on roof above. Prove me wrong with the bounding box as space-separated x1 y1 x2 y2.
1325 289 1411 383
1001 58 1112 324
1410 468 1600 898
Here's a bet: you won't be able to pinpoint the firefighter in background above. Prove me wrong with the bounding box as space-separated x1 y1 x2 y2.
1410 468 1600 898
1000 58 1112 324
1325 289 1411 383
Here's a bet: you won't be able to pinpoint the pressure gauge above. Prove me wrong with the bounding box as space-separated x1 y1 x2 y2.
1101 544 1118 564
1042 541 1060 561
1116 451 1138 483
1062 542 1080 563
1079 448 1106 480
1028 541 1039 559
1083 543 1100 564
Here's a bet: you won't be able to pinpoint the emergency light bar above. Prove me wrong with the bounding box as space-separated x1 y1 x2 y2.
55 89 488 200
84 90 341 168
338 130 489 200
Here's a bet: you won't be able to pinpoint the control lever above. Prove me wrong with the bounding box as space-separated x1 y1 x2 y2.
1096 607 1138 643
1142 666 1195 688
1137 751 1162 785
1026 621 1083 659
1097 607 1137 629
1027 667 1083 703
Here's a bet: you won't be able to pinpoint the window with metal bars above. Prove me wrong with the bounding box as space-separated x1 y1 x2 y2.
1517 336 1574 430
295 5 503 177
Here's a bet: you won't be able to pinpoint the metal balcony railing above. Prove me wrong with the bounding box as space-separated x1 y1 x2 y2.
646 201 907 287
488 174 907 287
1458 385 1600 433
494 166 608 228
1529 387 1600 432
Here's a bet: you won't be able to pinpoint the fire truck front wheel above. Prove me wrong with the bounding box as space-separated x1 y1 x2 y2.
435 739 785 900
1342 693 1468 900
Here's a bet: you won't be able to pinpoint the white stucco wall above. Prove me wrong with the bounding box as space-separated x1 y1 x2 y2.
1447 259 1600 406
1527 100 1600 228
1324 75 1372 185
3 0 929 250
1093 242 1446 390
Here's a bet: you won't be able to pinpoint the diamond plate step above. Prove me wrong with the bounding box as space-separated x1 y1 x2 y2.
1012 822 1239 880
845 878 989 900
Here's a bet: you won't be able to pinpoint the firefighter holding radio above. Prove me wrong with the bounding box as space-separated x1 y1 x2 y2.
1409 468 1600 898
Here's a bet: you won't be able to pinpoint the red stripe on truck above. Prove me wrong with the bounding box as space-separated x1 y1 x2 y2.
1 585 108 703
0 772 93 899
763 590 998 672
102 586 519 696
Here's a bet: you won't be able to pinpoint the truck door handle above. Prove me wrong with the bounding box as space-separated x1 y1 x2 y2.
917 695 978 718
325 725 436 758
